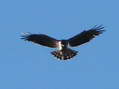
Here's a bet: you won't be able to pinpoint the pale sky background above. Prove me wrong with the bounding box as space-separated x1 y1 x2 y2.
0 0 119 89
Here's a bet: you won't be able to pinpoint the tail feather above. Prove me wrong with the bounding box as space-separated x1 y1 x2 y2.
51 48 78 60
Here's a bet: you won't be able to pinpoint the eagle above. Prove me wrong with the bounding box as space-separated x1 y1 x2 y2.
21 25 105 60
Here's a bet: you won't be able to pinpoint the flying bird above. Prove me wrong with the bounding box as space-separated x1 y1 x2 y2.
21 25 105 60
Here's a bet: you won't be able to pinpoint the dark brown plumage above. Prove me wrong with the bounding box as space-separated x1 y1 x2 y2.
21 25 105 60
68 25 105 47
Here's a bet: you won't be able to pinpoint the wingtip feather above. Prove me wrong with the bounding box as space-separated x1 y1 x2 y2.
20 32 30 40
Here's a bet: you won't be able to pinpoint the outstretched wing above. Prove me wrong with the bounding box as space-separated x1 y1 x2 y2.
21 33 58 48
68 25 105 47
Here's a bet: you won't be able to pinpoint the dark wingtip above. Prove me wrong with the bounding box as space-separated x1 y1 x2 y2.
92 25 104 30
92 25 105 34
20 32 31 40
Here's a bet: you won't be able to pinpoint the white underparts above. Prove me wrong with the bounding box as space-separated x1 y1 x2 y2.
57 41 62 50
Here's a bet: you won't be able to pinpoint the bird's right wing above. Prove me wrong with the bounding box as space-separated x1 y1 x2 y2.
68 25 105 47
21 33 59 48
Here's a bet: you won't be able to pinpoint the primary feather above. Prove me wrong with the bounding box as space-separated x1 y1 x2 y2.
68 25 105 47
21 33 58 48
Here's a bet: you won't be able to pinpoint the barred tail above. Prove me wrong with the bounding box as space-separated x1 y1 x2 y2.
51 48 78 60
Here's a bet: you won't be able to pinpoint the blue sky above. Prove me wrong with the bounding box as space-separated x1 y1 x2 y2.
0 0 119 89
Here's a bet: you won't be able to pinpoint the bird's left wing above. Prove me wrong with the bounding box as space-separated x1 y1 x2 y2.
68 25 105 47
21 33 59 48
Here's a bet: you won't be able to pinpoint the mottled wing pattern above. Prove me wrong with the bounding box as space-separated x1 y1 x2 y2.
68 25 105 47
21 33 58 48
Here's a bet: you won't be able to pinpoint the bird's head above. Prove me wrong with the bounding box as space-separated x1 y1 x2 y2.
57 40 68 50
61 40 68 47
